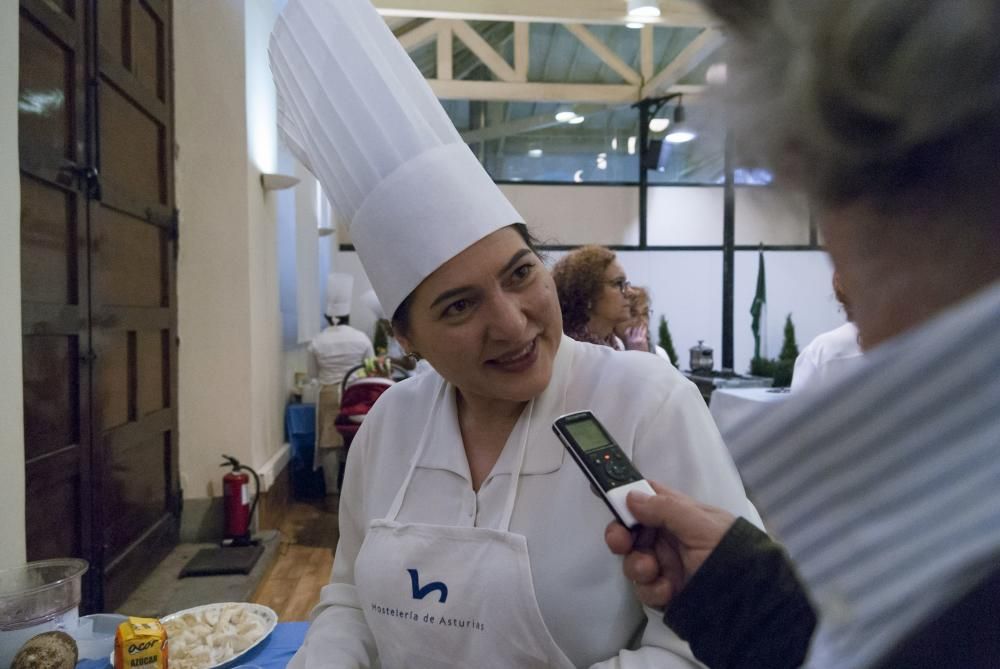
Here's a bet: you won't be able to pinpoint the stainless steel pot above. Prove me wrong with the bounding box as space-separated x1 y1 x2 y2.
689 340 714 372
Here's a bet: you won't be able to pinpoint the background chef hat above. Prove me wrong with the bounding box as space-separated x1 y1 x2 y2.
269 0 524 319
325 272 354 318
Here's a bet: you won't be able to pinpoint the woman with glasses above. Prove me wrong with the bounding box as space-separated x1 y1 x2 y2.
552 245 634 349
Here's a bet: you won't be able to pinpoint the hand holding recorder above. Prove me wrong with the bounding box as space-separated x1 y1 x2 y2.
604 481 736 610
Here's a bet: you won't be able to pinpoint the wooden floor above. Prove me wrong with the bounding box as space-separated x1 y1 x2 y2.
252 497 339 621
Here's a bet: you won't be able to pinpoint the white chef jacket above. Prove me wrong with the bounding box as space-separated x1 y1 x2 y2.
307 324 374 387
291 335 762 669
790 322 863 393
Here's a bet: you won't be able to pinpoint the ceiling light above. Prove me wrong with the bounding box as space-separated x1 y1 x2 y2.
664 102 697 144
555 110 577 122
528 148 543 158
648 118 670 133
627 136 637 155
627 0 660 18
568 115 585 125
611 137 618 150
573 170 584 183
664 129 696 144
625 21 645 29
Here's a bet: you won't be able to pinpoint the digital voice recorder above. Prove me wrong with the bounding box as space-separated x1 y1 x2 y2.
552 410 655 528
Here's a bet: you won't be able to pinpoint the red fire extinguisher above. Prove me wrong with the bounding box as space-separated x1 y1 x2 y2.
221 455 260 546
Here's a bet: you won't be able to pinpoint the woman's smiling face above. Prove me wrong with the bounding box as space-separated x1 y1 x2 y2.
395 226 563 405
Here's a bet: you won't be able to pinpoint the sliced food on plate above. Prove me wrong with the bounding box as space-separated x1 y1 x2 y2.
161 602 276 669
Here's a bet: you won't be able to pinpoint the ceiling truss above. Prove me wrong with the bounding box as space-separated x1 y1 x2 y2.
387 12 721 141
393 17 716 104
374 0 714 28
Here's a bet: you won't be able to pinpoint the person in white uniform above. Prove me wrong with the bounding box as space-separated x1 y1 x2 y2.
308 274 374 461
270 1 761 666
790 274 863 392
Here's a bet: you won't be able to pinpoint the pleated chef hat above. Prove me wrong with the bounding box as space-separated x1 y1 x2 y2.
325 273 354 318
269 0 524 319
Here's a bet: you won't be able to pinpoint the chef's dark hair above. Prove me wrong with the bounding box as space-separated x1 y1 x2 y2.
390 223 542 337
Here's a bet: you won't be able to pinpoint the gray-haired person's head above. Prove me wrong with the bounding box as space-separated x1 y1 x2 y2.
703 0 1000 225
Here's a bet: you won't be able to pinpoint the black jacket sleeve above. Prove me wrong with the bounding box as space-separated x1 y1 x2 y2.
663 518 817 669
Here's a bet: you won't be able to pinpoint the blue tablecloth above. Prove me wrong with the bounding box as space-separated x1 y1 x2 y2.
77 621 308 669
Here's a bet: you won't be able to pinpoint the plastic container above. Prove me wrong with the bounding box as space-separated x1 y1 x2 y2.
73 613 128 660
0 558 88 668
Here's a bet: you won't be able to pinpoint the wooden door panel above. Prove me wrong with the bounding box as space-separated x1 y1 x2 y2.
93 207 166 307
18 11 76 174
97 0 125 69
25 449 83 560
22 335 81 460
103 430 169 559
137 329 170 417
20 175 79 306
95 330 130 430
99 84 165 207
132 1 165 100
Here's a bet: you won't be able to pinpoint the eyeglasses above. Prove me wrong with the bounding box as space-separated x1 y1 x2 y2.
607 278 631 295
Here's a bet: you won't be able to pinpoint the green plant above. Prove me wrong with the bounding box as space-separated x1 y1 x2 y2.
372 319 389 355
749 314 798 387
779 313 799 362
657 316 679 367
750 356 775 378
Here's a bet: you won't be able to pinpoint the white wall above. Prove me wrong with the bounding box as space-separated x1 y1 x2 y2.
648 187 724 246
175 1 256 498
500 184 639 246
245 0 285 474
0 0 26 569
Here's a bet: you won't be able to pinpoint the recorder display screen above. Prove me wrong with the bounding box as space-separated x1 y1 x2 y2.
565 419 611 452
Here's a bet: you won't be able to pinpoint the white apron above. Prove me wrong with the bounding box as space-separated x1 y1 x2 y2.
353 396 576 669
313 383 343 471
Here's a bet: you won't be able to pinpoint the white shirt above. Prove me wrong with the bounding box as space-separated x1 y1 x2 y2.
791 322 862 392
307 324 374 387
292 335 761 668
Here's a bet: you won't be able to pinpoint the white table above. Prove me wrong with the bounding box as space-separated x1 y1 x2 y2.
709 387 791 439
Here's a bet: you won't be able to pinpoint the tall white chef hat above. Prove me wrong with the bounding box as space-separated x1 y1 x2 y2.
269 0 524 320
325 272 354 318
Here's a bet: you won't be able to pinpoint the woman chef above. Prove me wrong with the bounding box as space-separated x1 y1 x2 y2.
270 1 761 667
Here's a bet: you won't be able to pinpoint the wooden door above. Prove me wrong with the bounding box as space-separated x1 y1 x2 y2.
19 0 179 612
91 0 179 611
19 0 98 608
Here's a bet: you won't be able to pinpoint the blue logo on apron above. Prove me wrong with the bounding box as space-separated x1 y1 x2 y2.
408 568 448 603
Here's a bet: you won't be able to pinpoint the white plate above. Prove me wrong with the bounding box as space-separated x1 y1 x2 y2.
109 603 278 669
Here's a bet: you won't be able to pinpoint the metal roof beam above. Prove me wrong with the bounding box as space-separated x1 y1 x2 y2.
431 80 704 104
563 23 641 85
641 28 724 98
373 0 714 28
